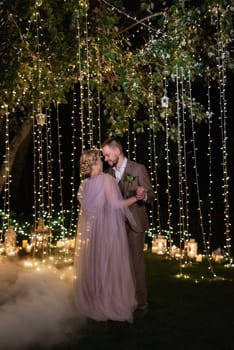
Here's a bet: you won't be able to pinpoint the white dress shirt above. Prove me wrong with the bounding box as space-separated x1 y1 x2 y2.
113 157 127 183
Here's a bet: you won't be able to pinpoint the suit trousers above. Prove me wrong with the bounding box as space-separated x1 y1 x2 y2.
127 227 148 310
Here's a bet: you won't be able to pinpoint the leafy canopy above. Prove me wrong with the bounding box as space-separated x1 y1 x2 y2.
0 0 233 136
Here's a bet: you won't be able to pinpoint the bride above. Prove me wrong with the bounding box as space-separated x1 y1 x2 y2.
73 148 138 322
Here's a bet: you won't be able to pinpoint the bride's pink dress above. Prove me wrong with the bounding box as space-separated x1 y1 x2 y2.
74 173 136 322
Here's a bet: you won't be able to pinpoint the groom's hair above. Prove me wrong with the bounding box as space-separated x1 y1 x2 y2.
101 137 123 153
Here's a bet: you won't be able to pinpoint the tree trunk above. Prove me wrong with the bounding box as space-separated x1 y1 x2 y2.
0 117 33 193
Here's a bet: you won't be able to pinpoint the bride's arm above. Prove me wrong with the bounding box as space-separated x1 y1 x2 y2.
119 196 137 207
104 174 137 207
77 180 84 204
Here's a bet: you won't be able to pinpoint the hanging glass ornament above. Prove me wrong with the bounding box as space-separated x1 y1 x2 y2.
36 112 47 126
161 95 169 108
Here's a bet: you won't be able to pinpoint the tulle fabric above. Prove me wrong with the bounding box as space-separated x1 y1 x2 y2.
74 173 136 322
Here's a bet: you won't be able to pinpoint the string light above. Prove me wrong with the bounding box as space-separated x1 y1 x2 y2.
84 5 94 147
148 64 160 235
215 5 231 260
0 1 233 272
68 91 79 237
37 113 45 216
187 72 204 242
32 1 47 222
31 1 54 256
180 69 190 238
44 107 53 257
175 65 184 263
131 115 137 161
32 108 37 229
95 37 102 148
162 71 173 252
187 70 216 277
126 130 130 158
75 8 86 150
1 105 11 232
206 76 213 255
55 102 65 239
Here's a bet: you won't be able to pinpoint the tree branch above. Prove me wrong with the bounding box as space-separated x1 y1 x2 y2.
118 11 166 34
0 118 33 193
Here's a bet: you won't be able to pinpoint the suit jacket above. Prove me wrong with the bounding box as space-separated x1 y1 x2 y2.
107 160 156 233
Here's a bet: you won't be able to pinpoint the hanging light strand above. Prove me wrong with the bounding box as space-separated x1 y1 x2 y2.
96 37 102 148
84 7 93 147
143 28 157 234
206 77 213 255
56 103 65 239
33 113 45 222
34 2 46 223
126 130 130 158
216 7 231 260
45 108 53 231
32 110 37 230
68 90 78 237
162 71 173 249
35 5 43 116
38 120 45 217
2 105 11 230
131 115 137 161
75 8 86 151
188 71 216 276
148 63 160 233
175 66 184 255
188 72 205 247
180 69 190 238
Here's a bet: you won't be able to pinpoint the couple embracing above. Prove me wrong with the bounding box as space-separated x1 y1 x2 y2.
74 138 155 322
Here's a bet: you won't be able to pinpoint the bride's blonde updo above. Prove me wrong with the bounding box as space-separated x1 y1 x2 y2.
80 148 100 176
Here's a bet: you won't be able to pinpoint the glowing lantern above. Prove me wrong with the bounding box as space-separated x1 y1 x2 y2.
187 239 198 259
30 217 52 256
4 225 18 256
152 234 167 255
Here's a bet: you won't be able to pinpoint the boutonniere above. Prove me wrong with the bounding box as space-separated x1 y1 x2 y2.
124 174 136 184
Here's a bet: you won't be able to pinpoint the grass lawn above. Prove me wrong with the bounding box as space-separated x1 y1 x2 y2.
50 252 234 350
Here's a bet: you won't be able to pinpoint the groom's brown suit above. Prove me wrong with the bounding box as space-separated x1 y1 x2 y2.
108 159 155 310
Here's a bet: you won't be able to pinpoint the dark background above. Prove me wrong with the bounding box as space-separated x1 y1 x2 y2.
3 71 233 256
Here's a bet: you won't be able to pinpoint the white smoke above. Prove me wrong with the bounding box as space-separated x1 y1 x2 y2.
0 257 84 350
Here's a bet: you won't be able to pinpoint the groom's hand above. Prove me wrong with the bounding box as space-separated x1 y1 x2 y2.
136 186 146 200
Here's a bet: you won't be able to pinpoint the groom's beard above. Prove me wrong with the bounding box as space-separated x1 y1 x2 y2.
109 156 119 168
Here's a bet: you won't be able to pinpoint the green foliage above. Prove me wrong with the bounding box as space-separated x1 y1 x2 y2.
0 0 233 136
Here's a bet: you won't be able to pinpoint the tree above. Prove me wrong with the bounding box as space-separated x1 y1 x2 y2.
0 0 233 185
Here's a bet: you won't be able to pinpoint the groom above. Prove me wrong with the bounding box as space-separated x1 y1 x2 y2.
101 137 155 319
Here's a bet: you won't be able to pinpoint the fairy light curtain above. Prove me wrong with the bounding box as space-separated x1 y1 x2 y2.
0 0 232 264
75 4 103 151
94 0 232 262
